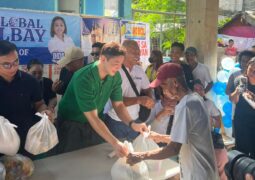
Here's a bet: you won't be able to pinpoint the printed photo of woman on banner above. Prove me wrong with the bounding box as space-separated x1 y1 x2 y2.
0 9 81 81
48 16 75 63
0 9 81 65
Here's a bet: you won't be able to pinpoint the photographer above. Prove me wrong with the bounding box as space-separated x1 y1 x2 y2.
230 58 255 158
225 150 255 180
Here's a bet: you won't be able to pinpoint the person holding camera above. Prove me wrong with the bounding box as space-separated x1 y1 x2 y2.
226 50 255 96
231 58 255 158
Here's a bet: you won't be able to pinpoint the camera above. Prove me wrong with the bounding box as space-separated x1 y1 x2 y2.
225 150 255 180
237 76 248 93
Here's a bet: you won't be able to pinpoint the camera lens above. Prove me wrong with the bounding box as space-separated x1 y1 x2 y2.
233 156 255 180
225 150 255 180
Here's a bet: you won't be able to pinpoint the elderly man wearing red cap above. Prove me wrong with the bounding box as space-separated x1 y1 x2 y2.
127 63 218 180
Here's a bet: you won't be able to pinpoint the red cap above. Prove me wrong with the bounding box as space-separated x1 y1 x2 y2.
150 63 184 88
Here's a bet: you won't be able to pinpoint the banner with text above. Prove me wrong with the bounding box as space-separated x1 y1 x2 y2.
121 20 150 69
0 9 81 65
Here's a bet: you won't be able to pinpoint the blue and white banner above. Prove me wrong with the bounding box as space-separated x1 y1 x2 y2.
0 9 81 64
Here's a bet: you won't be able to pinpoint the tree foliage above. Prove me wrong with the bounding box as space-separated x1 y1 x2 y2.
218 17 231 29
132 0 186 53
132 1 232 53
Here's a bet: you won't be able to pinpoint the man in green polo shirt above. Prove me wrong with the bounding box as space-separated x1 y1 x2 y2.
57 42 148 157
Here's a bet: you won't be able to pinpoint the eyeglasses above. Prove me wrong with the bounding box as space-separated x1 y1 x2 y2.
90 52 100 56
0 59 19 69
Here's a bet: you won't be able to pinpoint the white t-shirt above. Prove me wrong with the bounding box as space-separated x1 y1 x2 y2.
205 99 220 117
170 93 218 180
107 65 150 121
146 100 170 134
48 34 75 62
192 63 213 88
204 98 221 130
147 97 220 135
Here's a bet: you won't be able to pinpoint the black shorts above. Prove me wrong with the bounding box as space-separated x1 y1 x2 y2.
56 119 105 154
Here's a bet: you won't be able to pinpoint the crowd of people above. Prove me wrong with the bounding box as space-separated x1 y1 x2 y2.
1 38 255 180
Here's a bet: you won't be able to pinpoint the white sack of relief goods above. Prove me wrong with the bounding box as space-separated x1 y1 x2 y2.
133 130 162 172
111 141 150 180
25 113 58 155
0 116 20 156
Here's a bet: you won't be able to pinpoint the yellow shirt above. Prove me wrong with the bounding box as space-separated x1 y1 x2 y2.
146 65 157 82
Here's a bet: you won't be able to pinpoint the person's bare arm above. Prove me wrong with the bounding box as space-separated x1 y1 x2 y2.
84 109 119 145
84 109 128 157
143 141 181 160
123 96 140 106
48 97 57 111
123 96 155 109
52 80 64 94
149 131 171 144
205 81 213 94
226 74 235 95
141 88 153 98
35 100 47 112
229 88 241 104
123 88 154 108
211 115 221 128
127 141 181 165
155 96 176 121
34 100 54 121
112 101 148 133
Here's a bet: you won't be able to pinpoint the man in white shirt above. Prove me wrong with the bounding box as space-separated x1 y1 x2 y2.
185 47 213 93
104 40 155 140
127 63 218 180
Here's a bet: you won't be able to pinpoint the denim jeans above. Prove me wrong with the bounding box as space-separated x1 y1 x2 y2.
104 114 140 141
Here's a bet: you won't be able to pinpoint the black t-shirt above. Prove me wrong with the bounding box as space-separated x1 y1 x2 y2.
181 62 194 90
56 67 74 95
234 77 255 123
41 77 56 105
0 71 42 141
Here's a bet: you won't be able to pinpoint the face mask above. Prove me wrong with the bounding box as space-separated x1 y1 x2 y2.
148 57 154 63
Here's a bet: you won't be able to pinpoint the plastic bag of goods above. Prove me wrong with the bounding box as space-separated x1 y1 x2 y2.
133 132 162 171
0 116 20 156
0 154 34 180
111 141 151 180
0 162 6 180
25 113 58 155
